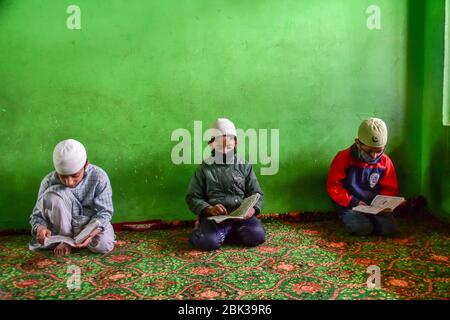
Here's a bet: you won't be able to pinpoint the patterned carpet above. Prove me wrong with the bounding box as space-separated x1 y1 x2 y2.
0 215 448 300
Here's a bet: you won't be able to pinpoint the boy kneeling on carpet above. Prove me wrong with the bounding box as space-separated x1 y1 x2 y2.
186 118 266 250
29 139 115 256
326 118 399 236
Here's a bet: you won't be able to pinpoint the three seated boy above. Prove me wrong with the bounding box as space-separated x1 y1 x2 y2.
29 117 400 255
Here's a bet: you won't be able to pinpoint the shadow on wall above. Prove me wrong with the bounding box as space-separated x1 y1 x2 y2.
444 130 450 216
390 0 425 198
0 0 13 13
426 139 450 220
389 145 422 199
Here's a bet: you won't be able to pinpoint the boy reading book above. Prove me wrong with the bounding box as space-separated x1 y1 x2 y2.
29 139 115 256
326 118 400 236
186 118 265 250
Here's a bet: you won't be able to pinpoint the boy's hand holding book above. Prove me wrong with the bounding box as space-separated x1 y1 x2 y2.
204 204 228 216
36 225 52 244
74 228 102 248
246 207 256 217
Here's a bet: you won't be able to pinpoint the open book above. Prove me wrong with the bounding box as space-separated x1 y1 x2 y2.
208 193 261 224
44 219 101 247
352 195 406 215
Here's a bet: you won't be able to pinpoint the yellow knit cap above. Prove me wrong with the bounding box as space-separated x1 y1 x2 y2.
358 118 388 147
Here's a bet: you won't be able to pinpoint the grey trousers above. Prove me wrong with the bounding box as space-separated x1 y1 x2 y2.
34 192 115 253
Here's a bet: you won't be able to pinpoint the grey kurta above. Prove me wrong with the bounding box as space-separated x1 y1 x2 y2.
30 164 113 233
186 155 264 216
29 164 114 252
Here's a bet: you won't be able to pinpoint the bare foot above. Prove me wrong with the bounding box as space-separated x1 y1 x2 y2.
54 243 72 257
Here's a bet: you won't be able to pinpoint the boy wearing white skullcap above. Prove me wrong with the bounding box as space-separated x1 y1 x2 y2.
186 118 266 250
326 118 400 236
29 139 115 256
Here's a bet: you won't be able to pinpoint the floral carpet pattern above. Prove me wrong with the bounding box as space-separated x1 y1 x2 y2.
0 216 448 300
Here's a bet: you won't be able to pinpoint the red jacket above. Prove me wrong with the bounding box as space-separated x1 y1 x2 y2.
326 144 399 208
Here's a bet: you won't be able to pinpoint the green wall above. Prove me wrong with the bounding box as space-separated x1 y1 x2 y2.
419 0 450 221
1 0 443 230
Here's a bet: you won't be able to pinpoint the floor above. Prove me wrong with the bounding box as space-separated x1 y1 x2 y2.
0 215 448 300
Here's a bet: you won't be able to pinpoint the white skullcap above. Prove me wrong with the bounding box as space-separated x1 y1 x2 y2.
211 118 237 137
53 139 87 175
358 118 388 148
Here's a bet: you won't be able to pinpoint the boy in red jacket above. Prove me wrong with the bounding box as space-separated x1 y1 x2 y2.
326 118 399 236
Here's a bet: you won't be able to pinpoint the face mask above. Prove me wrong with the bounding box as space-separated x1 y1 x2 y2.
357 148 384 164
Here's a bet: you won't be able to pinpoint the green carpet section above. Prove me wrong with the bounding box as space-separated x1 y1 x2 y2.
0 217 448 300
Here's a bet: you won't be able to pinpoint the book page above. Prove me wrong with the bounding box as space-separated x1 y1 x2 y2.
228 194 260 217
44 235 75 247
208 215 244 224
74 219 101 244
352 205 383 215
370 195 405 210
208 193 260 223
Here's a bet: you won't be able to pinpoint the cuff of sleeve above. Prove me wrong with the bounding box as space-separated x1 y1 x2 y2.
197 203 211 216
32 223 47 236
91 217 107 230
349 196 361 209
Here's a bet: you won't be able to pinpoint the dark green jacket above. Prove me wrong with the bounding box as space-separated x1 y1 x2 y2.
186 155 264 216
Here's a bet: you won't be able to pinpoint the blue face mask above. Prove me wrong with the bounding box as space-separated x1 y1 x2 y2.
357 148 384 164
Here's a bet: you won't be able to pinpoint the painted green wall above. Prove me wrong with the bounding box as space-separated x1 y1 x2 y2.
1 0 437 230
420 0 450 221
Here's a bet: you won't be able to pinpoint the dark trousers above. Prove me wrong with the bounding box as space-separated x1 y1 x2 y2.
191 215 266 251
337 207 398 236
